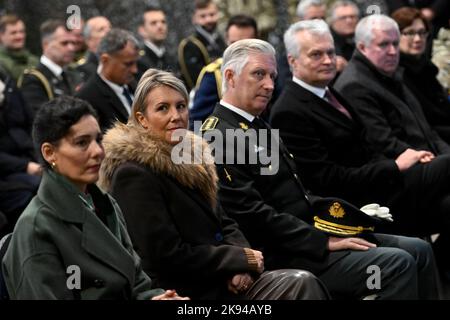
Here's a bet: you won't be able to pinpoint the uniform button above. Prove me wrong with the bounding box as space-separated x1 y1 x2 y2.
93 279 105 288
289 153 294 159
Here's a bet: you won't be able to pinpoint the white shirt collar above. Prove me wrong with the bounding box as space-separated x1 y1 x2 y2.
98 71 132 114
195 25 219 45
40 55 63 77
220 99 255 122
144 40 165 58
292 76 327 99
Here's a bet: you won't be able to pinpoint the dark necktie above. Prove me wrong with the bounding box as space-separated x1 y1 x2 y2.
252 116 270 130
325 89 352 119
60 71 72 95
122 86 133 106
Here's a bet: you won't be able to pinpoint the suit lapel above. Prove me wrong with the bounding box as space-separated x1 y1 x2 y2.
287 81 354 130
96 75 130 121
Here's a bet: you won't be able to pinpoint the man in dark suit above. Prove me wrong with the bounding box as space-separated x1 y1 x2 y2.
334 14 450 159
202 38 439 299
270 20 450 273
19 19 80 116
137 6 176 79
178 0 226 91
77 29 139 132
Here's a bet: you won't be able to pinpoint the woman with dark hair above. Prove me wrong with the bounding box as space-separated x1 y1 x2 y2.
392 7 450 144
99 69 330 300
1 96 188 300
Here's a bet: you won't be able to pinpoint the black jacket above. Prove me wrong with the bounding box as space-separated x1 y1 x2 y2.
99 124 259 299
137 45 176 80
334 50 450 158
400 53 450 144
270 81 401 207
0 72 36 177
206 104 348 274
76 74 132 132
20 62 79 116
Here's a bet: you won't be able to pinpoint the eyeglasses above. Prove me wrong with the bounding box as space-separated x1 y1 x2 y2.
401 29 429 38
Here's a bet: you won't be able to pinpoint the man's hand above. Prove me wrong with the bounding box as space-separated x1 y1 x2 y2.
152 289 190 300
227 273 254 295
328 236 377 251
395 148 435 171
249 249 264 273
26 162 43 176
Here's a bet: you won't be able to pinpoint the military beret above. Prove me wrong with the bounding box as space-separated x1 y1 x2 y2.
311 197 382 237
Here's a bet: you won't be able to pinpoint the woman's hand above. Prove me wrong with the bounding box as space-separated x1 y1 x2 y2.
227 273 254 294
151 289 190 300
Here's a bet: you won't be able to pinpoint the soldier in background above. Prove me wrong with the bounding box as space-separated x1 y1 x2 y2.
137 6 177 79
0 14 38 81
178 0 226 91
75 16 111 84
18 19 79 116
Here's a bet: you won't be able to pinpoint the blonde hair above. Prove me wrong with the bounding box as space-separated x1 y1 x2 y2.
130 69 189 126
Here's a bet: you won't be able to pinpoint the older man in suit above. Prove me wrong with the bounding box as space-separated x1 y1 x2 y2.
270 19 450 277
76 29 139 132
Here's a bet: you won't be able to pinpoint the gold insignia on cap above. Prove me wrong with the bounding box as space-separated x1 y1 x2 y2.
200 117 218 131
239 122 249 130
329 202 346 218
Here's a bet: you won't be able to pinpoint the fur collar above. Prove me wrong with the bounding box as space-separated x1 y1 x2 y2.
98 123 218 207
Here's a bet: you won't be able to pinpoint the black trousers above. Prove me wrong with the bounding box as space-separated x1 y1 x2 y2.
318 233 440 300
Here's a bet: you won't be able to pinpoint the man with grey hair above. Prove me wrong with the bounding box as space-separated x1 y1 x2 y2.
296 0 327 21
334 15 450 275
203 38 439 299
76 28 139 131
19 19 79 116
328 0 359 69
76 16 111 84
335 14 450 158
272 18 450 285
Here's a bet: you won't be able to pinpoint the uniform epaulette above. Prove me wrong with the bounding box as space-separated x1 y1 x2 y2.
17 68 54 100
76 57 87 66
204 58 223 73
200 116 219 131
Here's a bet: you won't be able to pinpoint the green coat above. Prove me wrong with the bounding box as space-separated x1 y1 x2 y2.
1 170 164 300
0 46 38 81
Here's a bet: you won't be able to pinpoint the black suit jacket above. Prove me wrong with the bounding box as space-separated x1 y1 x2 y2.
76 74 131 131
20 62 78 116
206 104 348 274
270 81 402 206
334 50 450 158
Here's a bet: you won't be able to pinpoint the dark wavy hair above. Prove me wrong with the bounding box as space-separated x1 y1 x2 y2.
32 96 99 168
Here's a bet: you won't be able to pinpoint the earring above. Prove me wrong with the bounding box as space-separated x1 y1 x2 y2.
51 162 56 169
